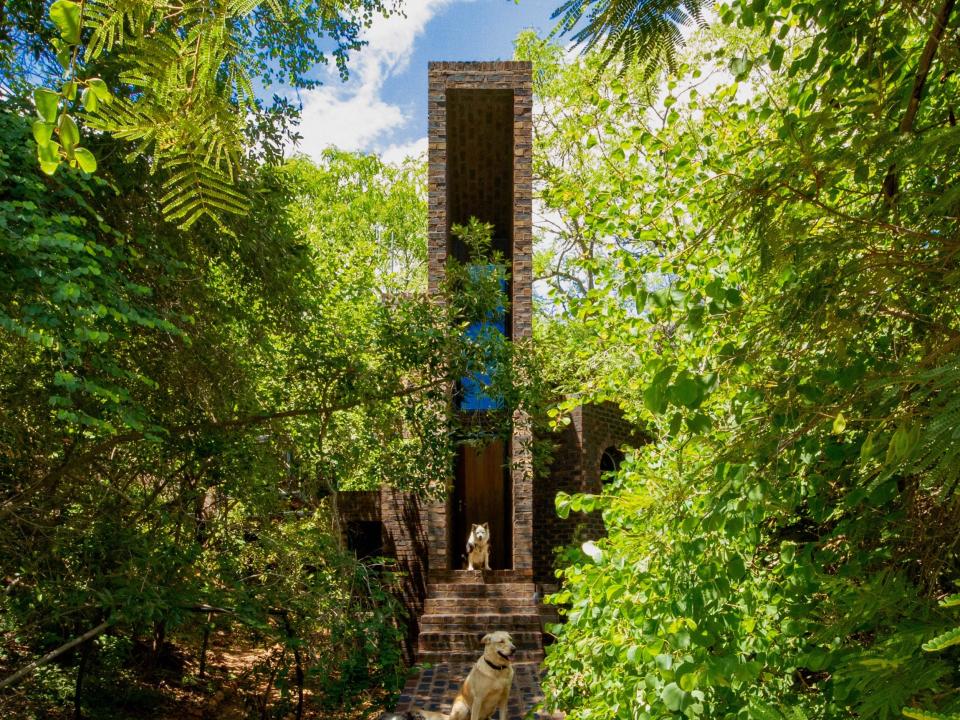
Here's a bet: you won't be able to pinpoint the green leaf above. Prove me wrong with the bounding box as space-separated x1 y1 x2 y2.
581 540 603 563
922 626 960 652
902 708 960 720
58 113 79 150
730 55 751 79
832 412 847 434
74 147 97 173
37 140 62 174
661 682 691 712
728 553 746 580
81 87 98 112
669 373 703 409
644 365 674 415
34 89 60 123
686 413 712 434
940 593 960 608
769 43 785 71
88 78 112 102
32 120 54 145
50 0 82 44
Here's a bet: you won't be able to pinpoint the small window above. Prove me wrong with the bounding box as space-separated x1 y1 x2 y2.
346 521 384 559
600 446 625 484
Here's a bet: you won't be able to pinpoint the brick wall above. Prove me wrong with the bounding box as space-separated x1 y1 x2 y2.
337 489 428 663
533 402 646 583
426 61 533 575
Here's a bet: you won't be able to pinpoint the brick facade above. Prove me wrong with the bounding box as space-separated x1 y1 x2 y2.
426 61 534 575
338 63 645 664
336 487 428 662
533 402 646 584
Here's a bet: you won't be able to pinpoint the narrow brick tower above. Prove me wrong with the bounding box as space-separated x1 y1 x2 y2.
415 61 543 664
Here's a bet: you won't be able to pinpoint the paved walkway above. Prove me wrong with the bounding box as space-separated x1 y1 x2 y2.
395 661 562 719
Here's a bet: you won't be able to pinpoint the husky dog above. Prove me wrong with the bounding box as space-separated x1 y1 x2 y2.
466 522 491 571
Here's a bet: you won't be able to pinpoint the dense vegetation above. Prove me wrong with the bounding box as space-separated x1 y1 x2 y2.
0 99 430 714
531 0 960 718
3 0 959 718
0 1 531 712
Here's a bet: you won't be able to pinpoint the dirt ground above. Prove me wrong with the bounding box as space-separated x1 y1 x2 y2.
1 630 406 720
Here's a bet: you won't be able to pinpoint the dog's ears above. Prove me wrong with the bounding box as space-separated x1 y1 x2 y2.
483 522 489 530
480 632 493 645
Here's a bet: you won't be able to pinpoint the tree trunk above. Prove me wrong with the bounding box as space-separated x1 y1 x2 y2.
883 0 956 201
73 639 93 720
198 617 211 680
280 613 304 720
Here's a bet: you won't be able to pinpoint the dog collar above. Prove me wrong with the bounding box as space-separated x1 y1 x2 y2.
484 657 508 672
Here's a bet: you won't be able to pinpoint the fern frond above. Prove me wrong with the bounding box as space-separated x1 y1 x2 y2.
227 0 261 18
941 593 960 608
902 708 960 720
159 154 249 229
77 0 261 227
552 0 707 73
922 626 960 652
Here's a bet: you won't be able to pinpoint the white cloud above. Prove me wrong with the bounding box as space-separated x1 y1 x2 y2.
292 0 456 160
380 135 427 165
296 85 406 157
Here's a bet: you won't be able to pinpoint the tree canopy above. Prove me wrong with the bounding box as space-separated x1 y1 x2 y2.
527 0 960 715
1 0 400 227
2 0 959 717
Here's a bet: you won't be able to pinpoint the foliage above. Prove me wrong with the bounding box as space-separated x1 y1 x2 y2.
552 0 708 73
5 0 398 227
527 0 960 714
0 100 528 714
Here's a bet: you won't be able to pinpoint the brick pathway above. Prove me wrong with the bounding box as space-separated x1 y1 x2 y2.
394 661 562 719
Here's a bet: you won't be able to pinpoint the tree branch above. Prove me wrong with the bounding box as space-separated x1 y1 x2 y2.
0 378 446 522
0 620 111 690
883 0 956 200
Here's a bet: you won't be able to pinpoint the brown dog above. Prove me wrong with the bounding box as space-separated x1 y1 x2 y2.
448 631 516 720
385 631 516 720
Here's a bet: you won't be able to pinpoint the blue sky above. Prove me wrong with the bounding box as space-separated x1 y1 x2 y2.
290 0 561 163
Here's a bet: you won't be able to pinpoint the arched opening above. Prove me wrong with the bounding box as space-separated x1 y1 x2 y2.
600 446 625 484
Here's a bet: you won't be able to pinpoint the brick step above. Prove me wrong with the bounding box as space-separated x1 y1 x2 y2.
420 613 542 632
427 583 535 599
417 649 544 665
430 570 532 584
418 630 542 653
424 597 537 613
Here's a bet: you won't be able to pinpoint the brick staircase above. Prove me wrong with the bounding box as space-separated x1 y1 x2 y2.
417 570 546 664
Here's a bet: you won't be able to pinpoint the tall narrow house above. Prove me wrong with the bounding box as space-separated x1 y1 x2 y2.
337 61 640 666
424 61 534 579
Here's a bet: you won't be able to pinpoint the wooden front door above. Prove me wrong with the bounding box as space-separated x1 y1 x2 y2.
453 439 511 569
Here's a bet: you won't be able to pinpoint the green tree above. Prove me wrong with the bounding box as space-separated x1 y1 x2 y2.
552 0 709 71
3 0 400 227
0 98 532 713
527 0 960 714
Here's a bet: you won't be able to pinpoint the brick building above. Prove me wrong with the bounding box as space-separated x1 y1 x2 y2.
338 62 641 664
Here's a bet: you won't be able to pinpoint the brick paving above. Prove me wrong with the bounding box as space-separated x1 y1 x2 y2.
394 661 562 720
